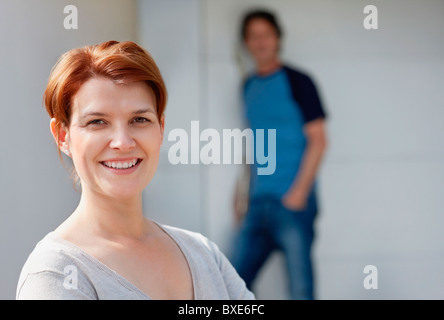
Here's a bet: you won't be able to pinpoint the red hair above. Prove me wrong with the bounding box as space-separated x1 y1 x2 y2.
44 40 167 157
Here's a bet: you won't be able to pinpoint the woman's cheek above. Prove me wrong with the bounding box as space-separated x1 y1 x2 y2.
141 128 162 150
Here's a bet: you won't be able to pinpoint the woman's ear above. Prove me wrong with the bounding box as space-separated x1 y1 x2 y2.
159 115 165 146
50 118 71 157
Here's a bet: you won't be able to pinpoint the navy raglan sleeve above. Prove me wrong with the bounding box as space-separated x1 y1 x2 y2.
284 66 327 124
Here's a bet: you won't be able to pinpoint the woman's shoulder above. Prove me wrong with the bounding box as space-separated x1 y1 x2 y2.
16 232 97 299
19 232 82 274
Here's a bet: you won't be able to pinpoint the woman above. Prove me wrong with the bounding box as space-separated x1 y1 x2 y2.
16 40 254 300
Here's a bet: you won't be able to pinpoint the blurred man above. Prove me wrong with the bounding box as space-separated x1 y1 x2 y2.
231 9 328 300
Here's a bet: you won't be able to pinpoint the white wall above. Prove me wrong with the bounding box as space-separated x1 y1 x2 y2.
0 0 137 300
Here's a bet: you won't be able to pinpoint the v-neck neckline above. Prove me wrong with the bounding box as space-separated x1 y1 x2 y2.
46 221 198 300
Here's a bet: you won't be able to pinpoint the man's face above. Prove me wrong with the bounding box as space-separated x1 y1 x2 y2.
244 18 280 64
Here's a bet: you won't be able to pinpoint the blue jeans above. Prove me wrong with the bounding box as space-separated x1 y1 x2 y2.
230 191 318 300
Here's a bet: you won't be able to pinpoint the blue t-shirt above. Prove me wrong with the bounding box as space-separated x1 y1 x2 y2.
243 65 326 198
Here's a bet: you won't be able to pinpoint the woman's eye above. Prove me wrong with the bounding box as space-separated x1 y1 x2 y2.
133 117 150 123
87 119 106 126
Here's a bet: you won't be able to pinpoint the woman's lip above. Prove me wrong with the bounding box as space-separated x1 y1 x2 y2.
100 159 142 175
100 157 141 162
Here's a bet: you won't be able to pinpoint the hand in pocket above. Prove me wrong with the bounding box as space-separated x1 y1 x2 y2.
281 189 307 211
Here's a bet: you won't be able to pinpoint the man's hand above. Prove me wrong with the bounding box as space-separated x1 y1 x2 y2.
281 187 308 211
281 118 327 212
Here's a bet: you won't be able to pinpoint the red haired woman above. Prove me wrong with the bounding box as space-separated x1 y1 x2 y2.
16 41 254 300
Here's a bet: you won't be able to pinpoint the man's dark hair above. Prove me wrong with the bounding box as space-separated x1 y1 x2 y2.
241 9 283 40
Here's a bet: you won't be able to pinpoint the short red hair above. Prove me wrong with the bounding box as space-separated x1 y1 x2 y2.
44 40 167 152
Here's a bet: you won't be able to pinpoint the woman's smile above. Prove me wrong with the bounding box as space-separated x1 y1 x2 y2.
99 158 143 175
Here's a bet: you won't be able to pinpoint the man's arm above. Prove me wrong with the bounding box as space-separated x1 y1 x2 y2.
282 118 327 210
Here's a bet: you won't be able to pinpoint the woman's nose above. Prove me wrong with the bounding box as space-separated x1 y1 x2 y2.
109 126 136 151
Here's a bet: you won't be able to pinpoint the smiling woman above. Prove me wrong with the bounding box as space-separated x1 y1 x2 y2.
16 41 254 300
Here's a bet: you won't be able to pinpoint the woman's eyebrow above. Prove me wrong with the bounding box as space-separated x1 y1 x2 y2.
132 108 155 115
79 111 107 120
79 109 155 120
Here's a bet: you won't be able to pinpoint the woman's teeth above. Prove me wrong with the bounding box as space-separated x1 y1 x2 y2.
102 159 138 169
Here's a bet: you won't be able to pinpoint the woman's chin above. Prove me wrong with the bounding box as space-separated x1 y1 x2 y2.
99 184 146 201
106 190 141 201
90 175 154 201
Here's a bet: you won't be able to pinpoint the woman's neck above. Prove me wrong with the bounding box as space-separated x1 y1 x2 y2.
70 189 151 241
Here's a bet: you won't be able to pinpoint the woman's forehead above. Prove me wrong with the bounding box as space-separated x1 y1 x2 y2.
71 77 156 116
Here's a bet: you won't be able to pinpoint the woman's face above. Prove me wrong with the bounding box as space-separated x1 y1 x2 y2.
57 77 164 200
